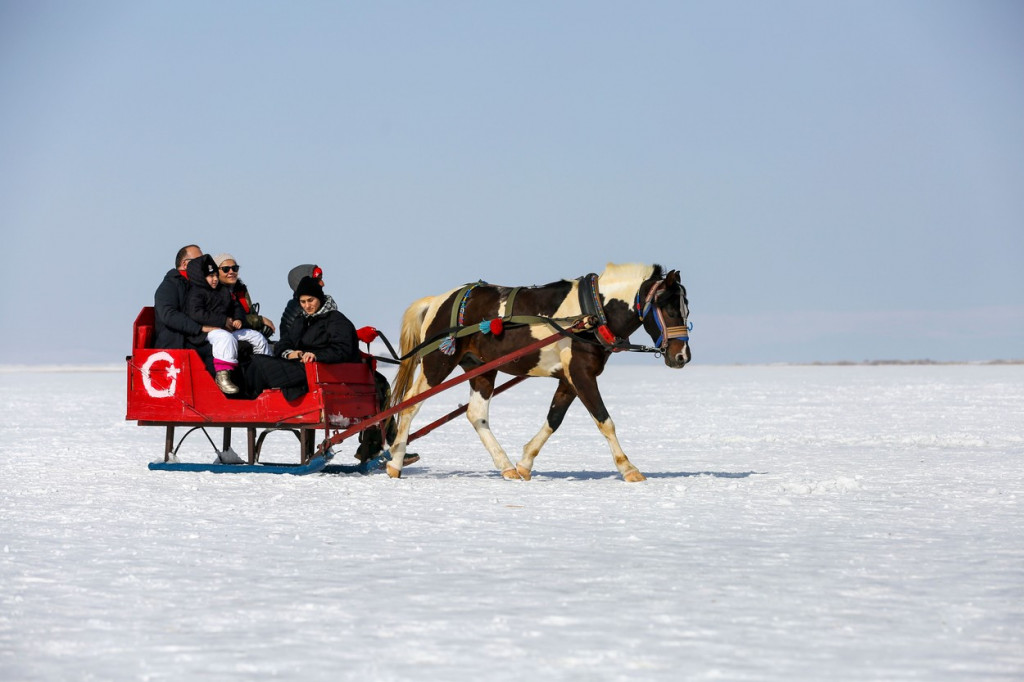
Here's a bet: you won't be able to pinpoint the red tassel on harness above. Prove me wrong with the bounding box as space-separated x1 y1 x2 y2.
356 326 378 344
489 318 504 336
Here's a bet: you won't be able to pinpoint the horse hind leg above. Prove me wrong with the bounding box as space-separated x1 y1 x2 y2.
516 378 577 480
467 374 522 480
385 373 429 479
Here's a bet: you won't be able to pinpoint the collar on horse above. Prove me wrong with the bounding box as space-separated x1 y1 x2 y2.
577 273 622 349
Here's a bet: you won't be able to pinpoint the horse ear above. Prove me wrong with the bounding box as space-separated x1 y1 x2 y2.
665 269 680 286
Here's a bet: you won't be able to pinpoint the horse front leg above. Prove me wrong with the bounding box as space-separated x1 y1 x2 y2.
467 373 522 480
516 378 577 480
572 374 646 482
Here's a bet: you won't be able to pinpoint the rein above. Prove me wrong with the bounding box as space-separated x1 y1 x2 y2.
371 313 662 365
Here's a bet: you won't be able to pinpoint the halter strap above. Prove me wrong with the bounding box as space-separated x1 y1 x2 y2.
635 280 663 320
634 279 689 349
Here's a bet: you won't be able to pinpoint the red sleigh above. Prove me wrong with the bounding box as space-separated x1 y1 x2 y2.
126 307 553 475
126 307 380 473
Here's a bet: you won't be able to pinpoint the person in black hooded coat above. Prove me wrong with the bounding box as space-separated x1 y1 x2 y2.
244 276 359 400
184 254 271 394
244 276 418 466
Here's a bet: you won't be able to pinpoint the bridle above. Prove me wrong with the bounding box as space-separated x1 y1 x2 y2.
634 279 691 351
580 273 692 355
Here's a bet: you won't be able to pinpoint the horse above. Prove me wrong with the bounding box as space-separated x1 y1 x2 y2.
385 262 691 482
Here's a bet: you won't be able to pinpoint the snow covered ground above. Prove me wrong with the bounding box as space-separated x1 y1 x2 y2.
1 363 1022 681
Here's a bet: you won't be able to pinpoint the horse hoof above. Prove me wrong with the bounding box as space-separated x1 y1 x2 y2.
501 467 524 480
386 464 402 479
515 464 532 481
623 469 647 483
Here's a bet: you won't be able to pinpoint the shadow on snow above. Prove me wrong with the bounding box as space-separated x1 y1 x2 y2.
399 468 761 481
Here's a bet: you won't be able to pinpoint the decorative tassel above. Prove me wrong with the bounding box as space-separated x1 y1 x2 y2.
478 318 504 336
439 336 456 355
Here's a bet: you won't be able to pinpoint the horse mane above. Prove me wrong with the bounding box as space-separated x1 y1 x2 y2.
598 262 662 303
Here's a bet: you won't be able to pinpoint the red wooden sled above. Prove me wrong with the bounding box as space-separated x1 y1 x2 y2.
126 307 557 474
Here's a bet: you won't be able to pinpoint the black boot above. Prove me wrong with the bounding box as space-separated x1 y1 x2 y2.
355 426 384 463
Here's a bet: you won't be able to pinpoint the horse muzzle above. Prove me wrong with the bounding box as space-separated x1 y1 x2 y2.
663 339 690 368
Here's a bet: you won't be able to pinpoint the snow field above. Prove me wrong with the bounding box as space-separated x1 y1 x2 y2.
1 364 1021 680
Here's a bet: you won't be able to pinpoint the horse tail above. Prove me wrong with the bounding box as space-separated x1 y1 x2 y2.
389 296 433 409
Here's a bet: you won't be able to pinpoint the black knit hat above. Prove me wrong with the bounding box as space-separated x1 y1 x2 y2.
294 276 325 303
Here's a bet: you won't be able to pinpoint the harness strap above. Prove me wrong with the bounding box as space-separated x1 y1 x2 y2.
635 280 663 320
415 313 589 358
438 282 484 355
502 287 521 321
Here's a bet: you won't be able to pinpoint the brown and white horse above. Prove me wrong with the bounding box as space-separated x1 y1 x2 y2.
386 263 691 481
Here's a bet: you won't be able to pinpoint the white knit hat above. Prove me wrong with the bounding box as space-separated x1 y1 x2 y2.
213 253 235 267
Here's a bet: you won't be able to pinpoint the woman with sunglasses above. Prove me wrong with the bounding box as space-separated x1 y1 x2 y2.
184 255 272 394
213 253 276 339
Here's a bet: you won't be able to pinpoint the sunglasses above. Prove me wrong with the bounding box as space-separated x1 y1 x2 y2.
219 265 240 273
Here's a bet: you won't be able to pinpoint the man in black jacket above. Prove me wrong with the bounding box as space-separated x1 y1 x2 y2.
154 244 206 349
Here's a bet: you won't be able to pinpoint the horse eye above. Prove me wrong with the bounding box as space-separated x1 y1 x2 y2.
657 299 679 317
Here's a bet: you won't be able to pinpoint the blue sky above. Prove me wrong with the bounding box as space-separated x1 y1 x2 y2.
1 1 1021 364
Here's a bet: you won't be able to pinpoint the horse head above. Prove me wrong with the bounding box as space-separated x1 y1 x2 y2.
638 268 691 368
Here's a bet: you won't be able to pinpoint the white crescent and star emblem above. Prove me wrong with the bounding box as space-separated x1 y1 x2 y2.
140 351 179 398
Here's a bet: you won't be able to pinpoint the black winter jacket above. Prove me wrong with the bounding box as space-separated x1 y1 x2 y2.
279 297 301 340
184 258 243 346
154 269 203 349
276 300 359 364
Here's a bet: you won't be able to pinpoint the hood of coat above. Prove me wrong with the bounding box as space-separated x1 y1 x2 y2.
288 264 319 292
185 254 220 291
